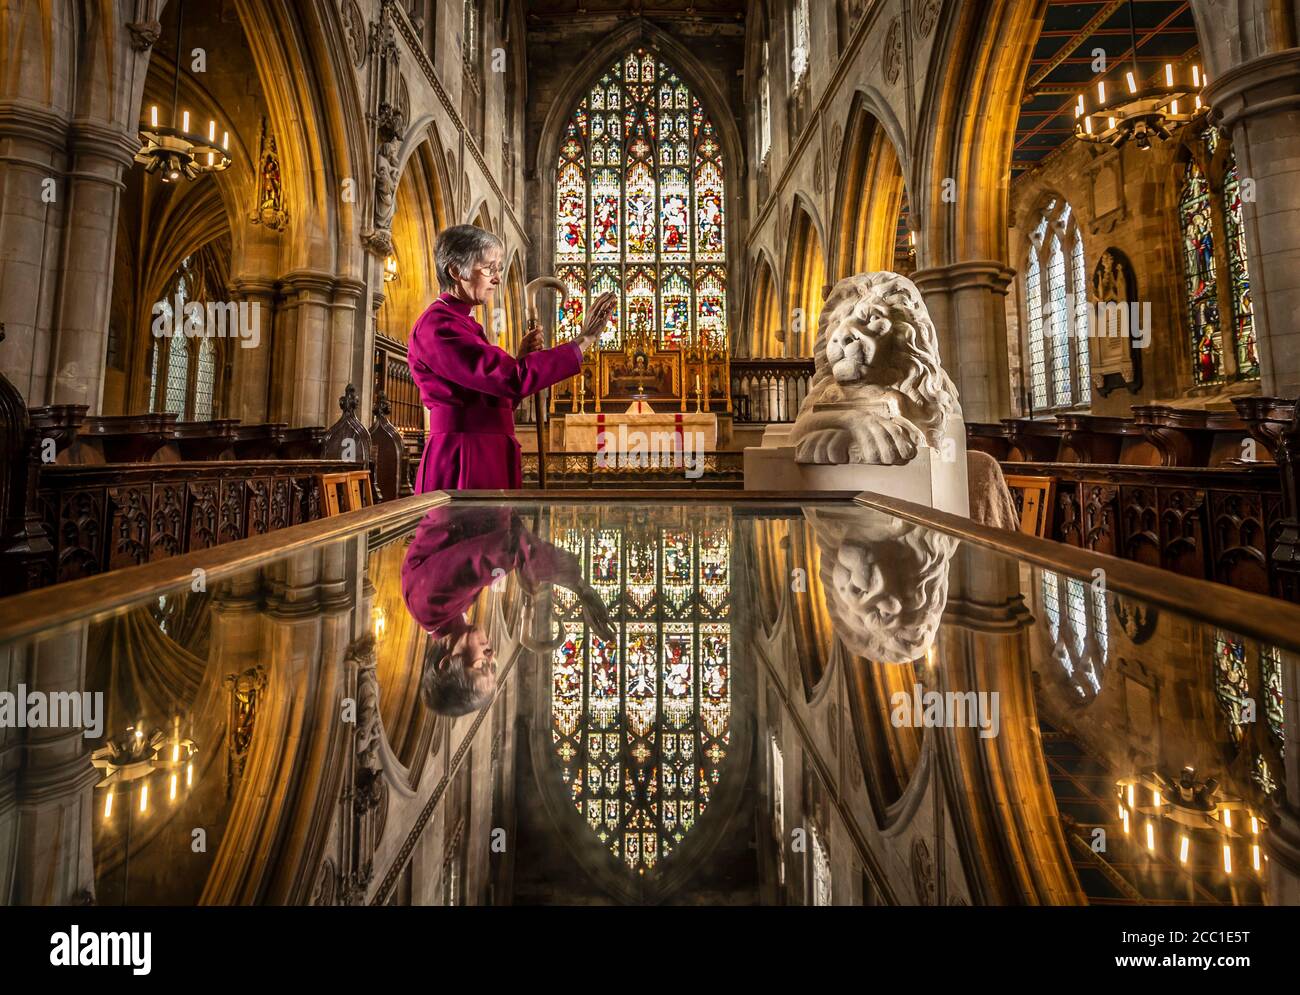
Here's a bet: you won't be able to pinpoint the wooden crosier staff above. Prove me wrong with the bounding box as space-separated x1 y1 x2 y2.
525 277 568 490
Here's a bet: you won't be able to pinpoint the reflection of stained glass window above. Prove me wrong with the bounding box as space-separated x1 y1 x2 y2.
551 513 731 873
1261 644 1285 755
811 825 831 906
1213 631 1250 746
1041 570 1060 642
1066 578 1087 659
1090 583 1108 665
1041 570 1106 700
553 48 726 349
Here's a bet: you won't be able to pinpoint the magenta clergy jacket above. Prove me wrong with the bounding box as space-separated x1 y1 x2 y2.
408 291 582 491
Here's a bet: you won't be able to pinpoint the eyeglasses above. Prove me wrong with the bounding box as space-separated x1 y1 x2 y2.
476 261 503 276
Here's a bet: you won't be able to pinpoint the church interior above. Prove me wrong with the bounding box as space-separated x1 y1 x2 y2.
2 0 1300 912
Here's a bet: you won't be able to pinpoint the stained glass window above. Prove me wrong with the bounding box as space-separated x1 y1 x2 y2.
1026 247 1046 411
1178 127 1258 386
550 511 732 874
1222 159 1258 377
553 48 727 349
1024 200 1088 412
194 335 215 420
1213 631 1250 746
1180 155 1221 384
759 42 772 164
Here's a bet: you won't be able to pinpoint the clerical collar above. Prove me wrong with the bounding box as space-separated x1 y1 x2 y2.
438 291 476 315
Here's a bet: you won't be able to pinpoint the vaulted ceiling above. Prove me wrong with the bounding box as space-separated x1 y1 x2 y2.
1014 0 1201 175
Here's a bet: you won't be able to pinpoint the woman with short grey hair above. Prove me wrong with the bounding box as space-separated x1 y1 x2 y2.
407 223 616 490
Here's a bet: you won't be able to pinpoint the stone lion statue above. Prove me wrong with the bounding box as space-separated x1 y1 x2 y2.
790 272 960 465
805 507 958 664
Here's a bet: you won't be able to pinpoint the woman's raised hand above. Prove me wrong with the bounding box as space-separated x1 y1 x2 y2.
577 291 617 351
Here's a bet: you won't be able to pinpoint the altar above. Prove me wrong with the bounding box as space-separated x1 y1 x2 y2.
546 320 729 457
561 401 718 453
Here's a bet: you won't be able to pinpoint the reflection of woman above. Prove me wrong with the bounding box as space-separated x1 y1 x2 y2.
408 224 616 491
401 505 613 715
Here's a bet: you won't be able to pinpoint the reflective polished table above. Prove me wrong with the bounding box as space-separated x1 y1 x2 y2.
0 490 1296 906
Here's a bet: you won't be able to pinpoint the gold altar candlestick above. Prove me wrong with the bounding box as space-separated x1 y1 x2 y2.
578 374 586 412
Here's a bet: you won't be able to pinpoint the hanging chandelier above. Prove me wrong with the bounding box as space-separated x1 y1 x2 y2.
1073 0 1207 150
134 0 231 182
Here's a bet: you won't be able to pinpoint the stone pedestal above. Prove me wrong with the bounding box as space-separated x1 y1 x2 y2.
744 413 971 515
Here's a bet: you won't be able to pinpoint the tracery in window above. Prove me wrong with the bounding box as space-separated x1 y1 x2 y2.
554 49 727 351
1040 570 1107 701
1024 199 1090 413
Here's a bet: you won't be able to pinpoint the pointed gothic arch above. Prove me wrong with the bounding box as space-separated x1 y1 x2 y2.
783 196 826 359
534 22 745 349
831 92 909 279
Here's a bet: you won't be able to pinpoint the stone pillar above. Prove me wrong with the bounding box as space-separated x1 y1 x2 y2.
46 123 138 411
275 272 338 427
912 261 1016 423
226 278 278 424
329 277 368 421
1205 49 1300 397
0 105 68 404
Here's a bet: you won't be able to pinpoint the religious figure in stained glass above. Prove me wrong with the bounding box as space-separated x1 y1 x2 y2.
1179 127 1258 386
553 48 727 350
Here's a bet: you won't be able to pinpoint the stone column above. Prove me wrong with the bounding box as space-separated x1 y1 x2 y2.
912 261 1016 424
226 278 278 424
46 123 138 411
0 104 68 404
274 272 338 427
1204 49 1300 397
329 276 368 421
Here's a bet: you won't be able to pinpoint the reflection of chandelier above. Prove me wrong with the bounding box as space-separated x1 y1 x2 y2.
92 715 198 822
134 0 231 182
1073 1 1206 150
1116 766 1266 877
383 255 399 284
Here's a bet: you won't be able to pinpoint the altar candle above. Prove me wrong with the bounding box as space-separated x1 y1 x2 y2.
695 374 701 393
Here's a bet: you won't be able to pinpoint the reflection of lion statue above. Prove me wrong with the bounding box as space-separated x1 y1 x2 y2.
791 272 959 465
805 507 958 663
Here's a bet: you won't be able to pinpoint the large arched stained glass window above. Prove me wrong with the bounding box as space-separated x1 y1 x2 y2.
1179 127 1257 386
550 509 732 873
554 48 727 351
